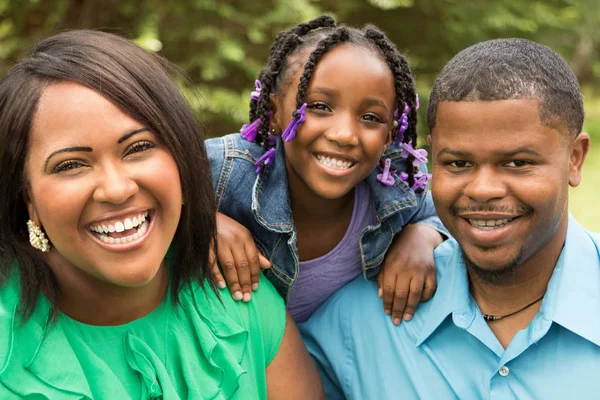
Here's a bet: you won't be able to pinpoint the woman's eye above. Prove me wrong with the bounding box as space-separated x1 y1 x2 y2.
53 160 85 173
126 141 155 156
308 102 332 112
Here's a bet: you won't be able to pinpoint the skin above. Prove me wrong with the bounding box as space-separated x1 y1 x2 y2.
26 82 182 325
25 81 323 398
429 99 590 347
214 44 443 324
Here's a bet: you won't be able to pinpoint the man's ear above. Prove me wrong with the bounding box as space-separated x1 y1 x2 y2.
568 132 591 187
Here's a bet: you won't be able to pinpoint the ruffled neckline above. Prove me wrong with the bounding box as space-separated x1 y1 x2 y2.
0 275 249 399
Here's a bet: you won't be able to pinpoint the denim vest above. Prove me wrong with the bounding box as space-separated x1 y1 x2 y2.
205 133 447 300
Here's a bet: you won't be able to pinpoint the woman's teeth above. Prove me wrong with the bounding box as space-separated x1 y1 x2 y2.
469 218 514 230
316 154 354 170
95 220 149 244
89 211 150 243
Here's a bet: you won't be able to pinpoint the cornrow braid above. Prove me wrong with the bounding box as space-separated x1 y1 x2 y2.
363 26 420 188
295 27 351 108
247 16 336 152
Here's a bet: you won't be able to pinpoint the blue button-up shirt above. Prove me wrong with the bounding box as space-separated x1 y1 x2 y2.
300 216 600 399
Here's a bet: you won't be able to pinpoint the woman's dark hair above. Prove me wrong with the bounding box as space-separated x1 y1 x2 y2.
0 30 218 321
249 15 420 185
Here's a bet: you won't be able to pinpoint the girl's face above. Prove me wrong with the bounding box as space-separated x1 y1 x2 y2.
25 82 182 288
274 44 396 201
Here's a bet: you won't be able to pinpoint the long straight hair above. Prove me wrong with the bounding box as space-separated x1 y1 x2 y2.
0 30 217 321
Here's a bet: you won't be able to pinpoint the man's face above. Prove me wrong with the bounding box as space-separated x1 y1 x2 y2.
429 99 589 281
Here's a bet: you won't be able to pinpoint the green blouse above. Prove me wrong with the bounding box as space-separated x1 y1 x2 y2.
0 273 286 399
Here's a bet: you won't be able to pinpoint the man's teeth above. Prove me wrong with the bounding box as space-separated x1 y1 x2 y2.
316 154 354 170
469 218 514 230
89 211 149 234
95 220 149 244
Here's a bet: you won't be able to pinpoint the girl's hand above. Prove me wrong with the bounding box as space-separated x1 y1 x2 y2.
377 223 444 325
211 212 271 302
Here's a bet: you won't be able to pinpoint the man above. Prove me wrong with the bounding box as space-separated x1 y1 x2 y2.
299 38 599 399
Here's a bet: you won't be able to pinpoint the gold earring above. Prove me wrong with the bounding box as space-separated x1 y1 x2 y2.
27 220 50 253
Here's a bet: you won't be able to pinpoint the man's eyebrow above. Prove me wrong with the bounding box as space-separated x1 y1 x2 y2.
436 148 469 158
44 127 151 170
436 147 543 158
501 147 542 157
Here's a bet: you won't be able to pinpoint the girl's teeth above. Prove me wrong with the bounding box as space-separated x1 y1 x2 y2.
316 155 353 170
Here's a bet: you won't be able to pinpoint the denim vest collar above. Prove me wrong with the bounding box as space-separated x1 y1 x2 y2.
251 139 418 233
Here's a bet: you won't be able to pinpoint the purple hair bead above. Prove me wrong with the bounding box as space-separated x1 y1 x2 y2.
254 148 276 174
281 103 307 142
251 80 262 100
376 158 395 186
393 103 410 147
400 141 428 166
415 94 420 110
399 171 432 191
240 118 261 142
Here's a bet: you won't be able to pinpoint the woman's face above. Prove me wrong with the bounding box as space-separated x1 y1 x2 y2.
25 81 182 287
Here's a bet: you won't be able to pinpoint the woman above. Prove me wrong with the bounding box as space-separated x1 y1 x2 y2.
0 30 323 399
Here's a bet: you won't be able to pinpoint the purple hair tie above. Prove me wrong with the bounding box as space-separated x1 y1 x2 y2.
281 103 307 142
399 171 432 191
254 148 276 174
251 80 262 100
393 103 410 146
400 141 428 166
240 118 261 142
376 158 395 186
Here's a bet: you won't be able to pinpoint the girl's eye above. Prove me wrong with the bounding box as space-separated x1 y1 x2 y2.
447 160 473 168
362 113 383 123
505 160 530 167
126 141 155 156
53 160 86 173
307 102 332 112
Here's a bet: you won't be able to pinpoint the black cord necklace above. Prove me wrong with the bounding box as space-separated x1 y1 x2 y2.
482 295 544 322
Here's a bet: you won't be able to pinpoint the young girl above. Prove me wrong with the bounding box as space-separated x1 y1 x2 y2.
206 16 447 325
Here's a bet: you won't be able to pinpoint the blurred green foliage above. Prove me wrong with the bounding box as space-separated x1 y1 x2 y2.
0 0 598 229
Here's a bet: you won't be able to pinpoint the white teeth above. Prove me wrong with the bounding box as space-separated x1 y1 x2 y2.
124 218 133 230
469 218 513 230
94 220 149 245
114 221 125 233
90 211 149 234
316 154 353 170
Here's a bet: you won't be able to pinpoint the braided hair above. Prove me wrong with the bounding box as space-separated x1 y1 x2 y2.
248 15 420 186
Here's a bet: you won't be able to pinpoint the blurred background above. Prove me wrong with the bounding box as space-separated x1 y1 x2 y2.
1 0 598 230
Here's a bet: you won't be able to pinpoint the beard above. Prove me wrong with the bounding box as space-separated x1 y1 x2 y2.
462 250 523 286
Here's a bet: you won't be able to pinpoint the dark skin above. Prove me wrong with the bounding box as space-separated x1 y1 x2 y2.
213 45 443 324
430 99 590 348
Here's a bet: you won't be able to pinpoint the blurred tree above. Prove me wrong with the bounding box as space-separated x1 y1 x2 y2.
0 0 597 137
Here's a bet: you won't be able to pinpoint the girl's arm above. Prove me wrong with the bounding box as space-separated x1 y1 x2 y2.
266 312 326 399
377 223 444 325
211 212 271 302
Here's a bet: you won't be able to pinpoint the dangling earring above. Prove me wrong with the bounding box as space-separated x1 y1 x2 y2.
27 220 50 253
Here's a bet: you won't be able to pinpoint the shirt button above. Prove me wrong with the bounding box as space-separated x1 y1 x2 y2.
499 366 510 377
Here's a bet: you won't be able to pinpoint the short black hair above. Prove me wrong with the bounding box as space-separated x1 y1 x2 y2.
249 15 422 186
0 30 217 321
427 38 584 136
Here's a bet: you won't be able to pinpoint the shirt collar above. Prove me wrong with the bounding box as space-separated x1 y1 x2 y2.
416 215 600 348
252 143 418 232
416 240 474 346
540 215 600 347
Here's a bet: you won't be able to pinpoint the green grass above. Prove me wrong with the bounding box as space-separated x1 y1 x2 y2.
569 96 600 232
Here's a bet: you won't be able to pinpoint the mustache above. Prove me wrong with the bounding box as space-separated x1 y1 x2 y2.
451 204 533 215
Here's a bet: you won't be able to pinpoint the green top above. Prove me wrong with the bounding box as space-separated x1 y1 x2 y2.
0 272 286 399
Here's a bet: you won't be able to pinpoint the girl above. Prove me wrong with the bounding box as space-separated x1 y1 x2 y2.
206 16 447 324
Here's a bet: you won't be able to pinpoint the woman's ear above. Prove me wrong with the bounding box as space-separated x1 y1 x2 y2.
23 188 39 224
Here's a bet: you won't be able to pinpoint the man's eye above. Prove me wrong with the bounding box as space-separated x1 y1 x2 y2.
448 160 471 168
505 160 530 167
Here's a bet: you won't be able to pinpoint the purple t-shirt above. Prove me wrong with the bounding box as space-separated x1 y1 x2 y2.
287 182 376 323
